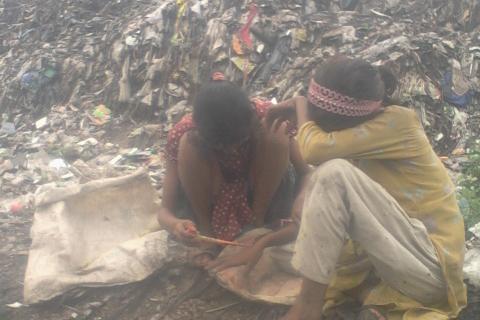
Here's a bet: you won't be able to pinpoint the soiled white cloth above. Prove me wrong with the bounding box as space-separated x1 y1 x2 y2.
214 228 301 305
292 159 447 305
24 170 170 304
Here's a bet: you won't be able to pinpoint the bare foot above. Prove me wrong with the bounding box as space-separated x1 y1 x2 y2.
280 277 327 320
279 299 323 320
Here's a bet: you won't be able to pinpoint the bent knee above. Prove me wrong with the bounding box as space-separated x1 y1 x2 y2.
311 159 356 184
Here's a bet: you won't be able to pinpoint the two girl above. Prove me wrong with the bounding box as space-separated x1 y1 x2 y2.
158 57 466 319
210 58 466 320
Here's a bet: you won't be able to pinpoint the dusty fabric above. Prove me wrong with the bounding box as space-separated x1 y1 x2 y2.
296 106 466 318
214 228 301 305
293 160 447 307
24 170 169 304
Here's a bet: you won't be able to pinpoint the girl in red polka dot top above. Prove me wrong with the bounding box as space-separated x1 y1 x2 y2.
157 77 310 248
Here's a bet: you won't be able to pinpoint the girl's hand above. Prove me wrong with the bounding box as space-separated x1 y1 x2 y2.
266 96 309 127
263 118 290 149
172 219 198 243
206 241 265 273
266 98 297 127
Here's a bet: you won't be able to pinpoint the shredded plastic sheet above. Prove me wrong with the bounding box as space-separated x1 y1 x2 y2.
24 170 170 304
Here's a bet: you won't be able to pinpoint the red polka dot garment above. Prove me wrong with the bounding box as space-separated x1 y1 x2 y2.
165 99 271 241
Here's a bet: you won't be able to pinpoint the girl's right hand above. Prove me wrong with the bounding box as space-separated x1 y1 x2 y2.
172 219 198 243
266 98 297 126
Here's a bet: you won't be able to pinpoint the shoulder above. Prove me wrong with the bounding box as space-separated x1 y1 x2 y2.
168 114 195 140
376 105 421 129
382 105 418 120
165 114 195 162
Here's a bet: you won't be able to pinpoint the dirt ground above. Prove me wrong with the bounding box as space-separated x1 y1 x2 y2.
0 122 288 320
0 207 288 320
1 123 479 320
1 209 479 320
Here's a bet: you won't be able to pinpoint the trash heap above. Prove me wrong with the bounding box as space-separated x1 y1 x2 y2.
1 0 479 218
1 2 480 317
0 0 480 198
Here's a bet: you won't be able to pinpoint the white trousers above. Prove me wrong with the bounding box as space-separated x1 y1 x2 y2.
292 159 447 305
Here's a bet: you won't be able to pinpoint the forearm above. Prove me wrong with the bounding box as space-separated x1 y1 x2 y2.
255 223 299 249
251 130 290 226
157 207 180 232
274 97 297 109
295 97 311 127
195 211 213 236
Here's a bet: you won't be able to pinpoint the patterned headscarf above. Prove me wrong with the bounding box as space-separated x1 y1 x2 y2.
307 78 382 117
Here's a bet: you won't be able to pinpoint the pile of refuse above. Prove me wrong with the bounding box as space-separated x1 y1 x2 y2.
1 0 480 315
0 0 479 203
0 0 479 224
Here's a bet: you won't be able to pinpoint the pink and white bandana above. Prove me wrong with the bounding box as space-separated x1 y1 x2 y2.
212 72 226 81
307 78 382 117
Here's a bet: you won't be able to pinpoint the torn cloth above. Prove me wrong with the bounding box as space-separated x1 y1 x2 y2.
24 170 169 304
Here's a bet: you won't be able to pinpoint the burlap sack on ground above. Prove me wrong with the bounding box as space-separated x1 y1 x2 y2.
213 229 301 305
24 170 169 304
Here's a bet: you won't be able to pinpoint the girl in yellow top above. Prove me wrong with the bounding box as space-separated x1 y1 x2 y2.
210 57 467 320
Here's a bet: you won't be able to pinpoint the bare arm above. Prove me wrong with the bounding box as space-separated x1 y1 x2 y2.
208 144 313 272
255 141 312 250
158 159 198 241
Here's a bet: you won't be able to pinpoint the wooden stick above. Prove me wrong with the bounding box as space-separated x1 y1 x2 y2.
206 302 241 313
196 234 251 247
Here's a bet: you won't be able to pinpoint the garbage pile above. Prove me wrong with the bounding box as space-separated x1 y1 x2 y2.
0 0 479 219
1 0 479 127
1 0 479 217
1 3 480 318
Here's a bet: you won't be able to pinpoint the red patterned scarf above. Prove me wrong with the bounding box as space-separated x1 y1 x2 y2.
308 78 382 117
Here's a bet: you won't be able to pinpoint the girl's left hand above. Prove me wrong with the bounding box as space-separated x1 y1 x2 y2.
266 99 297 127
172 219 198 243
206 242 264 273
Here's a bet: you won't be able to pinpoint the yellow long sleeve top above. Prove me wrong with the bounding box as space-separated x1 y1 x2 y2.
296 106 466 319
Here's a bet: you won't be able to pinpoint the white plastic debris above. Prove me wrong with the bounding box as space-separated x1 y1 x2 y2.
6 302 23 308
125 35 139 47
78 138 99 146
0 122 16 135
35 117 48 130
469 222 480 238
464 222 480 289
49 159 68 170
464 247 480 289
109 155 123 166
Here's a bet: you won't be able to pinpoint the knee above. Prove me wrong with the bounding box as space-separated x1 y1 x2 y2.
315 159 354 179
311 159 355 185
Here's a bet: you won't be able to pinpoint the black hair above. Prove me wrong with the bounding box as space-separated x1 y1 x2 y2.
310 56 397 132
193 81 254 147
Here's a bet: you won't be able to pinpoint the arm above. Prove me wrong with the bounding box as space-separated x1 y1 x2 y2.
294 102 421 165
207 223 299 272
251 119 290 226
208 144 312 272
271 96 421 165
158 160 198 242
